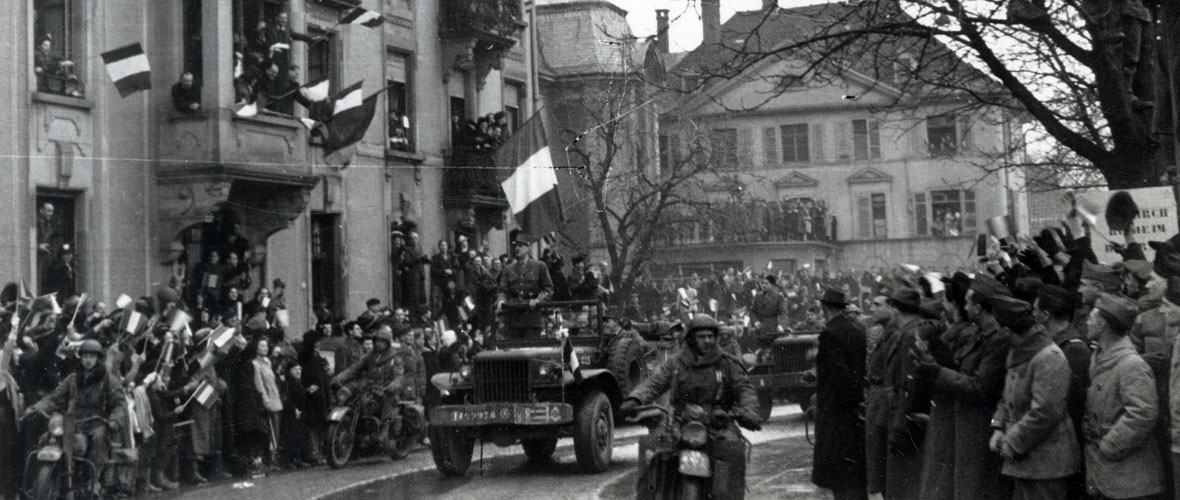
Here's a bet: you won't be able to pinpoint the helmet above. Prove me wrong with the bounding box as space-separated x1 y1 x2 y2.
685 314 720 336
373 327 394 345
78 340 104 356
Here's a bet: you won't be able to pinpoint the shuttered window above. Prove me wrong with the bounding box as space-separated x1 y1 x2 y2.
810 123 825 162
857 193 887 240
853 119 881 160
833 121 852 160
780 124 809 163
762 127 777 167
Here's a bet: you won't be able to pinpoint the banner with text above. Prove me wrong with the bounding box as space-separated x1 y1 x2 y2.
1078 186 1178 264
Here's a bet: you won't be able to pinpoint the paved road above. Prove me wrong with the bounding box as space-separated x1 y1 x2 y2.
157 404 825 500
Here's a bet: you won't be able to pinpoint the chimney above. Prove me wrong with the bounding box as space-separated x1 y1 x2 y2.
701 0 721 46
763 0 777 10
655 9 669 54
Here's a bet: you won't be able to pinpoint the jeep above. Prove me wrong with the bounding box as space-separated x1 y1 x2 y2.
427 300 648 475
746 331 819 420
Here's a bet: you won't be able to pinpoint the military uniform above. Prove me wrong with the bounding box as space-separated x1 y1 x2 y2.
498 255 554 337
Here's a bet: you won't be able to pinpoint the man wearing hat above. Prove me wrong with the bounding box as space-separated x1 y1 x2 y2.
497 234 553 339
1034 284 1090 494
811 288 867 500
751 275 788 357
988 296 1081 500
1083 293 1165 500
911 275 1011 500
864 288 931 500
390 229 405 309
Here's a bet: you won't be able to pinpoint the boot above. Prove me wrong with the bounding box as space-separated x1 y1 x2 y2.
209 455 233 480
151 468 178 491
185 458 207 484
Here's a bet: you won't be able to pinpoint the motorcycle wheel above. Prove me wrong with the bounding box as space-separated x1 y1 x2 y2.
326 411 356 469
521 437 558 462
388 419 414 461
29 462 58 500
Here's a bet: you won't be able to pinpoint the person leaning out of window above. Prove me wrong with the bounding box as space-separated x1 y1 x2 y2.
172 71 201 113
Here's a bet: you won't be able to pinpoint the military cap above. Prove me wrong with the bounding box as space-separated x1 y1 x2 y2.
1081 262 1121 290
1148 233 1180 254
888 288 922 314
1154 247 1180 279
919 298 943 320
390 230 404 239
513 233 534 246
819 287 849 307
1094 293 1138 331
992 295 1034 329
1013 277 1043 303
1036 284 1078 315
943 272 972 304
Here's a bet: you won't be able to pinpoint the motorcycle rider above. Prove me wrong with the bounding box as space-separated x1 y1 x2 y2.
331 325 406 448
23 339 126 493
619 314 763 438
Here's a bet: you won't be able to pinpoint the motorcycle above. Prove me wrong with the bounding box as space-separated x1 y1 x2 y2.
325 385 425 469
629 404 749 500
20 410 109 500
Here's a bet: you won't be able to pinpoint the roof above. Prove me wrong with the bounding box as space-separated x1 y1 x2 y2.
536 0 638 76
668 3 998 99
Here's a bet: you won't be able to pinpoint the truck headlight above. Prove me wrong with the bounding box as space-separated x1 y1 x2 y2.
458 364 473 380
536 361 562 381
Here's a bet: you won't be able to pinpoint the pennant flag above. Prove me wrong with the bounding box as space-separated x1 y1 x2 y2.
495 111 563 237
341 6 385 27
561 335 582 382
210 325 236 349
101 43 151 98
305 78 330 102
235 102 258 118
193 380 217 408
322 81 379 164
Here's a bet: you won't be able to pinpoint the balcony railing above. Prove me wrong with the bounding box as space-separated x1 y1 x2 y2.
443 149 507 205
440 0 523 43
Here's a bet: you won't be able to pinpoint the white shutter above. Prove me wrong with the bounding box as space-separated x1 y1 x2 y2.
762 127 777 167
868 120 881 159
810 122 825 162
834 122 851 160
910 118 927 157
857 195 871 240
387 54 407 83
958 114 973 153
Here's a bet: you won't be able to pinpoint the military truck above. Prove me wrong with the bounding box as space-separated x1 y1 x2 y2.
746 331 819 420
427 300 647 475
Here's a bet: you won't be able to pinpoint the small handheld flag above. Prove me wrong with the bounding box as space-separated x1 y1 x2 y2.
193 380 217 408
341 7 385 27
561 335 582 382
210 325 236 350
101 43 151 98
115 294 133 310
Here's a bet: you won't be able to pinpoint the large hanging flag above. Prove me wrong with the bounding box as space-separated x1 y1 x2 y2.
341 7 385 27
320 81 379 165
495 112 563 237
101 43 151 98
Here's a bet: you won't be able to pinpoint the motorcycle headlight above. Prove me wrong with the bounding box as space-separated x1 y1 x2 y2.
682 404 708 422
49 414 64 437
681 421 708 449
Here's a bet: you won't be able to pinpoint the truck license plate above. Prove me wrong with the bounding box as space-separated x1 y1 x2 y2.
430 403 573 426
679 449 711 477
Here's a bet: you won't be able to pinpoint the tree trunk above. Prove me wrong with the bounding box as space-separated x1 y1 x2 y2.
1099 140 1164 189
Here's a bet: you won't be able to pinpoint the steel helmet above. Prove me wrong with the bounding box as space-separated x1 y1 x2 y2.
685 314 720 336
78 339 104 356
373 327 394 346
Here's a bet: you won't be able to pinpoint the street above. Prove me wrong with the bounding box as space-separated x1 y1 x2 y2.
153 403 825 500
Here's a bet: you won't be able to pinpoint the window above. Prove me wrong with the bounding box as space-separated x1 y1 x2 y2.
711 128 739 169
856 193 887 240
386 52 412 152
33 0 86 96
852 119 881 160
660 134 681 175
503 82 525 135
913 189 976 237
780 124 809 163
761 127 777 167
182 0 203 80
927 114 958 156
307 28 339 90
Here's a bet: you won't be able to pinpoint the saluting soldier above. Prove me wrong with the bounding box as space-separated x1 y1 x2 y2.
497 234 553 338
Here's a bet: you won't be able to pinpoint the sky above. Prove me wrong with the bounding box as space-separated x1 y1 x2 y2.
606 0 820 53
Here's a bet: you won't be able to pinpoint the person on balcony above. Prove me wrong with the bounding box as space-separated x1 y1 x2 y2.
34 38 81 97
172 71 201 113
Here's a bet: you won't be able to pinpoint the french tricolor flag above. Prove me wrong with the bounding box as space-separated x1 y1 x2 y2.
101 43 151 98
495 112 564 237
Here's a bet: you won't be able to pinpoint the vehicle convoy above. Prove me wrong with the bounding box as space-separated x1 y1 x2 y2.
325 385 425 468
745 331 819 420
629 404 750 500
427 299 647 475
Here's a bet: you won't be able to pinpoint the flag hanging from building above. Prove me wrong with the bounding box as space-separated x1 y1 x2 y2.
320 81 379 165
495 111 563 237
101 43 151 98
341 7 385 27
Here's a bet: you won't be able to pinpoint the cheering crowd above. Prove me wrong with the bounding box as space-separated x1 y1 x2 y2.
657 197 836 246
808 200 1180 500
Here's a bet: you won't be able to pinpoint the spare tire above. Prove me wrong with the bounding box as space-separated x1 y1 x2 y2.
606 335 644 396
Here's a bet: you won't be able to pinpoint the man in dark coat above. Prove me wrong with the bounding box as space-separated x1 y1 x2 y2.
812 288 867 500
1033 284 1090 499
390 230 406 309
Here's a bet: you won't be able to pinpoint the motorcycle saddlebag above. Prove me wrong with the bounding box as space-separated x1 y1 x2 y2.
710 439 747 500
636 434 677 500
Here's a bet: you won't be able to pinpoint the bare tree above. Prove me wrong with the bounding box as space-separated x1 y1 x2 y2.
654 0 1174 189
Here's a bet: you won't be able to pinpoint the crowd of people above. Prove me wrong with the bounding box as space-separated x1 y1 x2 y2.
230 12 316 116
803 205 1180 500
657 198 836 246
33 37 83 98
449 112 513 166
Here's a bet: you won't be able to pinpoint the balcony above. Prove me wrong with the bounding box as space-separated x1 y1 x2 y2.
439 0 525 88
442 149 508 209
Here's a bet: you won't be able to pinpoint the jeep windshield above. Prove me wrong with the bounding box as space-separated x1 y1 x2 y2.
491 299 604 349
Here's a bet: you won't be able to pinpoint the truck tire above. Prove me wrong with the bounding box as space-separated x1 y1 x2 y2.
430 426 474 476
756 390 774 422
574 391 614 473
521 437 558 462
607 337 644 396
